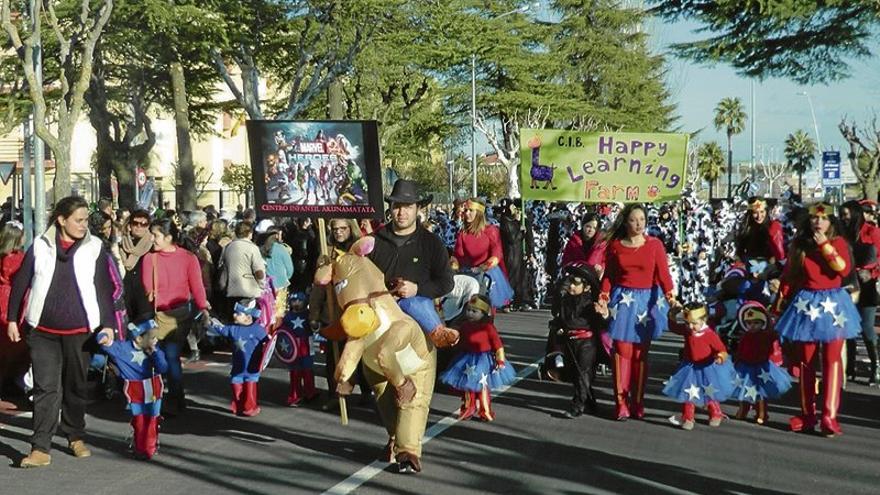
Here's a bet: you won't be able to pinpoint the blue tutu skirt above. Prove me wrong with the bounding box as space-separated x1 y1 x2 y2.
398 296 442 334
776 288 861 342
662 359 736 406
484 266 514 309
732 361 792 402
439 351 517 392
607 286 669 343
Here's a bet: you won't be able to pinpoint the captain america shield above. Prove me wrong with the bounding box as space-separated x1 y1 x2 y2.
259 333 279 372
273 328 299 365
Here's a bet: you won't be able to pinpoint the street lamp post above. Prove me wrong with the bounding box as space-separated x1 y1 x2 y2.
470 2 539 198
796 91 822 153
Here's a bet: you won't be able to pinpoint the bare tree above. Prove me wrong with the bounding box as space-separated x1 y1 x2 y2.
839 117 880 200
756 159 789 197
1 0 113 201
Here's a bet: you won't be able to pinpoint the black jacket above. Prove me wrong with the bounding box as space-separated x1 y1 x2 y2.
369 224 454 299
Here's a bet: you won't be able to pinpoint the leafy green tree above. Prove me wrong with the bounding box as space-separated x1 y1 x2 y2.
713 97 746 198
697 141 724 200
784 129 816 197
839 119 880 201
221 163 255 206
651 1 877 84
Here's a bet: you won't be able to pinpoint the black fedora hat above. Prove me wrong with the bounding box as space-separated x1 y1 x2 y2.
385 179 433 205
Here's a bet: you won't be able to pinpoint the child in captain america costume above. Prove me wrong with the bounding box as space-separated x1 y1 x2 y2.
275 291 319 406
731 300 792 425
663 302 736 431
98 319 168 460
440 294 516 421
209 300 269 417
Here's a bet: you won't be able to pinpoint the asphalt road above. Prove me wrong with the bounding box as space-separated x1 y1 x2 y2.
2 309 879 494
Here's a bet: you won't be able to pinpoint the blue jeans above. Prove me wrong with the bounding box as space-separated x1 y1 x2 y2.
160 339 183 396
859 306 878 345
398 296 442 335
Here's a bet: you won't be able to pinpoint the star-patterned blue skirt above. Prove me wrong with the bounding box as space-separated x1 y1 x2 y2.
662 359 737 407
776 288 861 342
731 361 792 402
607 286 669 343
439 351 517 392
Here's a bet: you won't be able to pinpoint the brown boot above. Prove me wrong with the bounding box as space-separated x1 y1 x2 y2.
396 452 422 474
429 325 460 348
381 436 396 462
69 440 92 458
20 449 51 468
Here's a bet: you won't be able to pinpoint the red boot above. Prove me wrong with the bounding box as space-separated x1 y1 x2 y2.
458 391 476 420
230 383 244 415
131 415 147 458
630 352 648 420
477 387 495 422
613 352 632 421
142 415 160 459
790 360 817 432
681 402 696 430
286 371 302 407
241 381 262 417
735 402 751 420
821 340 844 437
755 400 768 425
301 369 319 401
707 401 723 427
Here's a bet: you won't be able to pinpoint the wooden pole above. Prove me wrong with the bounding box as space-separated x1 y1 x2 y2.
317 217 348 425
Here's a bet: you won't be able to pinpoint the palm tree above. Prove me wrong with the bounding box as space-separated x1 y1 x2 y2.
697 142 725 200
784 129 817 197
713 97 747 199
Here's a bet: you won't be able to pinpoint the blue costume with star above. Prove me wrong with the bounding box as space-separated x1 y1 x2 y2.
276 310 313 370
213 322 268 383
439 321 516 392
662 325 736 407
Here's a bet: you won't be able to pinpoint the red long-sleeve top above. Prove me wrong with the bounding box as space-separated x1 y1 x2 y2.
779 237 850 301
737 330 784 366
768 221 786 261
855 223 880 274
454 225 507 274
560 232 607 269
141 248 209 312
600 236 673 296
456 320 504 353
670 322 727 363
0 250 24 326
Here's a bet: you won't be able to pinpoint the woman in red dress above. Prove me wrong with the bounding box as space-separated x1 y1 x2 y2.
598 204 679 421
451 198 514 309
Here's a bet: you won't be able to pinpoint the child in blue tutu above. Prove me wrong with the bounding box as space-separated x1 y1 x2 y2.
731 301 792 425
663 302 736 430
440 294 516 421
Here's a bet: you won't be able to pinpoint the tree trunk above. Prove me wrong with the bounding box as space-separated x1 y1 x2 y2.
53 147 71 201
798 171 803 198
727 134 733 199
709 179 714 200
170 60 196 211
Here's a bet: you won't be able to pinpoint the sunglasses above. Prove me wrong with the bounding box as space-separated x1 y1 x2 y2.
130 220 149 227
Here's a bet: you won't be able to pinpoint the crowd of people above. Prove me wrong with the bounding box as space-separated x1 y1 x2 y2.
0 179 878 473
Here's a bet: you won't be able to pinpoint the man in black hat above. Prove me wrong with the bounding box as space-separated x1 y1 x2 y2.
369 179 459 348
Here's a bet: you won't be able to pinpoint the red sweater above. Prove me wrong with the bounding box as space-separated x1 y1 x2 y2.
780 236 850 296
457 320 503 353
454 225 506 274
560 233 607 269
141 248 209 312
671 322 727 363
0 250 24 325
737 330 783 366
600 236 673 295
768 221 786 261
856 223 880 273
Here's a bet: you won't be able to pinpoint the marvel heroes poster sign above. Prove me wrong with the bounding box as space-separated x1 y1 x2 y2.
245 120 383 218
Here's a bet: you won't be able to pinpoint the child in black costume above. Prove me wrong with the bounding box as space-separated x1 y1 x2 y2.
549 264 609 418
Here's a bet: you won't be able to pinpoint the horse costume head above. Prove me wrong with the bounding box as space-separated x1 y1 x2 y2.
314 236 393 339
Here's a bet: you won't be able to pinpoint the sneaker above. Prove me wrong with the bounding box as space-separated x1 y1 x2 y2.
69 440 91 458
562 409 583 419
20 449 51 468
709 417 722 427
186 350 201 364
681 420 695 431
396 452 422 474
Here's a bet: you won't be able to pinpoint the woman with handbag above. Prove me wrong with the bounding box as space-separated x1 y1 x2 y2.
141 218 210 416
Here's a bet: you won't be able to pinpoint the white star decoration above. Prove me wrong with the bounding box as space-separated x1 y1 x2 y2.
609 306 618 319
131 350 146 366
637 311 648 324
793 298 809 314
656 299 666 310
291 316 305 329
744 385 758 401
703 384 717 398
236 338 247 351
758 369 772 383
479 373 489 387
685 384 701 400
833 312 848 328
734 374 745 388
806 305 821 322
464 364 478 380
619 292 635 307
278 339 291 354
820 297 838 314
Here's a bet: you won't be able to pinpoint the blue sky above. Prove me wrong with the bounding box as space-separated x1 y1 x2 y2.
654 18 879 167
